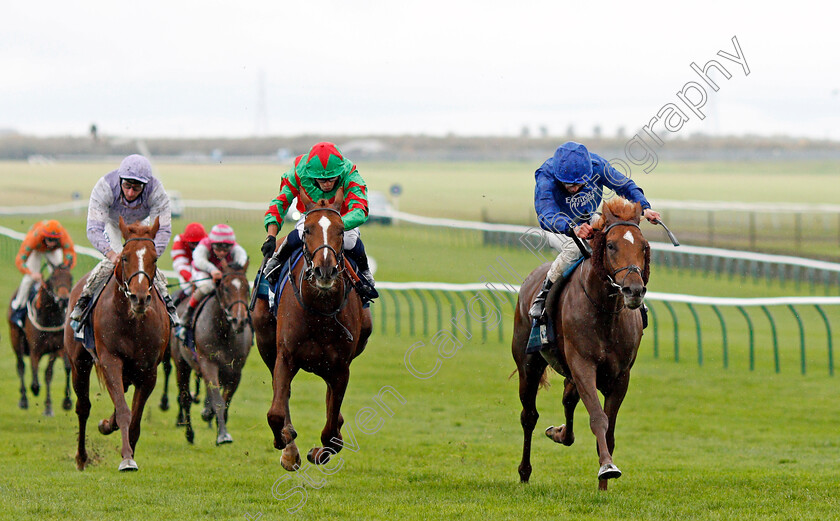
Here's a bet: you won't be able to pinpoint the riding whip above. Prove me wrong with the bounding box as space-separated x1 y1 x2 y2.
652 219 680 247
249 255 269 311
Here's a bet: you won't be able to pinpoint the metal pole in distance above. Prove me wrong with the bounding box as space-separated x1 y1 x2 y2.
787 304 806 375
814 305 834 376
736 306 755 371
648 303 659 359
413 289 429 337
401 290 415 337
710 305 728 369
389 290 401 337
662 301 679 363
687 303 702 366
760 305 780 374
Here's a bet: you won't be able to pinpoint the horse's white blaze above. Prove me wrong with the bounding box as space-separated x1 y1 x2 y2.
318 216 331 260
136 247 147 283
623 231 635 244
231 279 242 290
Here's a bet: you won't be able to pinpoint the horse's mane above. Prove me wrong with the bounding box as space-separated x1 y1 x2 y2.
124 221 155 238
589 197 650 284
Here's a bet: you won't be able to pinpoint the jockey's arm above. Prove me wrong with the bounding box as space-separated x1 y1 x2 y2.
146 183 172 257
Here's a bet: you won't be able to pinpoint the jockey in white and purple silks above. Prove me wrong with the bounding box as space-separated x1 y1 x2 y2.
529 142 662 321
69 154 179 330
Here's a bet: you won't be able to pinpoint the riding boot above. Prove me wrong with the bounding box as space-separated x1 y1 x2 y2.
345 240 378 301
11 304 26 329
164 294 180 327
177 304 197 342
528 275 554 321
69 295 91 332
265 232 302 286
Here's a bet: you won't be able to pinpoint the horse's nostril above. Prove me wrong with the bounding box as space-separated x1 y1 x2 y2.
621 287 633 296
640 287 647 297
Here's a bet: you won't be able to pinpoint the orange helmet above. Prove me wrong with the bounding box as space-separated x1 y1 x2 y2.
181 222 207 243
41 220 63 239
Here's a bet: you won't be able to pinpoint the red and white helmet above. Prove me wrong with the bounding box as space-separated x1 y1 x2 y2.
208 224 236 245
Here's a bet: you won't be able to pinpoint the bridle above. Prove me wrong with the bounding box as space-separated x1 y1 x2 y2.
288 206 354 340
580 220 647 314
601 221 646 293
215 271 251 326
119 237 156 298
39 263 71 305
299 207 345 282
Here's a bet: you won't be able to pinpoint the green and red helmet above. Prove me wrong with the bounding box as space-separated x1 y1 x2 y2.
296 142 353 180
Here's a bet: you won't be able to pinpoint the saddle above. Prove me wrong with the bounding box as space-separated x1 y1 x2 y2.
526 257 585 354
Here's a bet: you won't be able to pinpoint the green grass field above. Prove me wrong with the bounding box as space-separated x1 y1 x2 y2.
0 160 839 520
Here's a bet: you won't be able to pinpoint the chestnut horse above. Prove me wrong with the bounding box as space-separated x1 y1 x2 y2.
253 188 372 471
169 263 252 445
512 198 650 491
64 217 170 471
8 263 73 415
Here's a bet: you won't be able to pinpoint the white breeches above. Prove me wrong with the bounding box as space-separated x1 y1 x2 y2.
12 249 64 309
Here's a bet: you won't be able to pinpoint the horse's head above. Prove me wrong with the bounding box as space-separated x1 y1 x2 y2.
591 198 650 310
299 187 345 290
44 262 73 309
117 216 160 315
217 261 251 333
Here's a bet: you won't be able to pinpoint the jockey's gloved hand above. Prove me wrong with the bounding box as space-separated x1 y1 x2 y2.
261 235 276 257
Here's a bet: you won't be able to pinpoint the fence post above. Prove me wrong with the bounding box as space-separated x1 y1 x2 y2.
711 305 728 369
413 289 429 337
687 303 702 366
662 301 679 363
736 306 755 371
749 212 757 249
814 305 834 376
760 305 780 374
648 303 659 359
787 304 806 375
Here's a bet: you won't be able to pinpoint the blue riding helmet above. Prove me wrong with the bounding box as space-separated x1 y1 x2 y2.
551 142 592 185
118 154 153 184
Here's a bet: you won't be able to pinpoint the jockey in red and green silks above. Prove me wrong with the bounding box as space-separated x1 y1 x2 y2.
261 142 378 301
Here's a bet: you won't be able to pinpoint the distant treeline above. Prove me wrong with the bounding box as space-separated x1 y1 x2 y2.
1 133 839 162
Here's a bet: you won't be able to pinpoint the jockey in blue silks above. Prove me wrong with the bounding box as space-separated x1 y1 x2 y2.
529 142 662 321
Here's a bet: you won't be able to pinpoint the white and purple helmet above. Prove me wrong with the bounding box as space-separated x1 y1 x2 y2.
118 154 154 184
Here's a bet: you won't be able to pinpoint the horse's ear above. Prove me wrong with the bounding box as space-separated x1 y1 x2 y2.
331 186 345 211
633 202 643 223
298 189 316 212
119 216 130 239
150 216 160 237
243 258 250 271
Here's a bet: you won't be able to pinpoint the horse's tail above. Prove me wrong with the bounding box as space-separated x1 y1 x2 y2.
508 367 552 390
93 362 108 390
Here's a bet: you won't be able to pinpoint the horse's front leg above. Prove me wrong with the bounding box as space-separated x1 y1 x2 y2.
127 367 157 456
516 353 546 483
198 359 232 445
159 353 171 411
29 350 42 397
565 351 619 489
61 351 73 410
97 352 135 471
308 368 349 466
43 352 58 416
15 347 28 409
174 357 194 443
71 353 93 470
603 371 631 460
267 350 299 471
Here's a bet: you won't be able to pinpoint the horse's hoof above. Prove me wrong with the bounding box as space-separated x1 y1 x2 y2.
216 433 233 445
545 425 574 446
597 463 622 480
18 398 28 410
43 407 54 417
118 458 138 472
186 427 194 444
30 385 40 397
159 396 170 411
191 393 201 404
280 445 301 472
75 453 88 471
201 408 213 422
98 419 117 435
62 397 72 410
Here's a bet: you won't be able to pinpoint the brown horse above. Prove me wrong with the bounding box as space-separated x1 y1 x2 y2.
254 188 372 471
169 263 252 445
512 198 650 491
8 263 73 415
64 217 170 471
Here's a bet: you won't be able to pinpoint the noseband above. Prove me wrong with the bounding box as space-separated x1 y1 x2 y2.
119 237 157 298
301 207 345 281
216 271 250 325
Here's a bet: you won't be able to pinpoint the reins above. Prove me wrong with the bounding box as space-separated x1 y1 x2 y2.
118 237 157 298
580 220 646 315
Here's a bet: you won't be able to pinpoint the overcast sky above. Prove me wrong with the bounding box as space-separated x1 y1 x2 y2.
2 1 838 139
